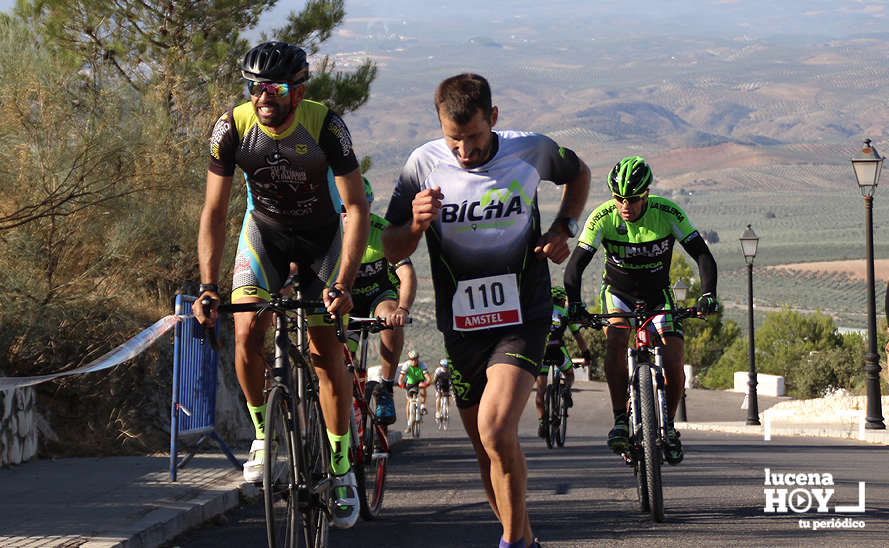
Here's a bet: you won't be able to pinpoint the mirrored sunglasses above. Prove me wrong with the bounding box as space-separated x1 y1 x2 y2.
613 193 646 204
247 81 291 98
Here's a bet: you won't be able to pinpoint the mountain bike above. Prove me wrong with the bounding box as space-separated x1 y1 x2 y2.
342 316 409 520
579 305 701 523
202 277 345 548
542 359 571 449
405 386 424 438
435 389 450 430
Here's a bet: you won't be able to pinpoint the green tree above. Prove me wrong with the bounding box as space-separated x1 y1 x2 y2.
0 1 377 457
670 253 740 381
702 307 846 396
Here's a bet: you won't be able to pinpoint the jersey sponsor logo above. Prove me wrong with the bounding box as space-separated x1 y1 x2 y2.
353 282 380 295
327 118 353 157
357 260 386 278
233 254 251 274
440 180 531 225
607 240 672 259
654 202 685 222
591 204 617 224
210 118 230 147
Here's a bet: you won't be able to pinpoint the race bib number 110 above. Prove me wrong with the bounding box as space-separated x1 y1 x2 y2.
452 274 523 331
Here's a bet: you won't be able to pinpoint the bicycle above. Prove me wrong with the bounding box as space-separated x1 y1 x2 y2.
435 388 450 430
203 277 346 548
341 316 405 520
578 304 701 523
405 385 424 438
541 360 571 449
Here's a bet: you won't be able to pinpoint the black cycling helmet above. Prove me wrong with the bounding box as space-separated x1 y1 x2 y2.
241 41 309 84
607 156 653 197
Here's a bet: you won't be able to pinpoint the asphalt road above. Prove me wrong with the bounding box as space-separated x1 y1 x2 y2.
162 381 889 548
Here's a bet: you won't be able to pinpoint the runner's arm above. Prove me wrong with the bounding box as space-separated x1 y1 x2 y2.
536 159 591 263
382 186 444 264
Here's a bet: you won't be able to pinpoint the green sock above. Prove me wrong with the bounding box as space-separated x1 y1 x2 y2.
248 403 267 440
327 430 351 476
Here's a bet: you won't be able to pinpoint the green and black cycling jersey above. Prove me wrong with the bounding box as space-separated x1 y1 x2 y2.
564 195 717 304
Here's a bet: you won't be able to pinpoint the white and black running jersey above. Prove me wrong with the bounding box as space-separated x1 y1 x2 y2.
385 131 581 333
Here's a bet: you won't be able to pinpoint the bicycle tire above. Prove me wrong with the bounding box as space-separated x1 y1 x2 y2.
441 396 449 431
545 384 557 449
264 386 298 548
639 364 664 523
556 382 568 447
411 409 421 438
359 381 387 519
630 398 650 513
299 380 330 548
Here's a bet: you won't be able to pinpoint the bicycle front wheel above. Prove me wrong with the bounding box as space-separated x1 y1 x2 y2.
441 396 449 431
264 386 298 548
556 383 568 447
639 364 664 523
359 381 387 519
545 384 558 449
299 382 330 548
411 406 421 438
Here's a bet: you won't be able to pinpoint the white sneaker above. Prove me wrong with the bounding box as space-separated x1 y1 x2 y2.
420 405 428 415
330 470 360 529
243 439 265 483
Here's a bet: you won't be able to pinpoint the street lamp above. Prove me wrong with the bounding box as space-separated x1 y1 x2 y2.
740 224 760 425
672 279 689 421
851 138 886 430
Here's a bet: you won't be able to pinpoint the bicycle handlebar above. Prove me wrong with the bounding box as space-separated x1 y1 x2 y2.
574 306 703 330
347 316 413 334
200 290 347 348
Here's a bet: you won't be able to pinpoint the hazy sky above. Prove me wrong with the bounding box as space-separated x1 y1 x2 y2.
2 1 887 43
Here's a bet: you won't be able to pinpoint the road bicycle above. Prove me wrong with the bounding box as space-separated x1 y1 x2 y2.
541 359 571 449
203 277 345 548
579 305 701 523
435 388 450 430
341 316 405 520
405 386 424 438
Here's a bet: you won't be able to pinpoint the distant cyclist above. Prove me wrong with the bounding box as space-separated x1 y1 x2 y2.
434 358 452 420
344 177 417 426
398 350 431 423
564 156 719 466
535 286 592 439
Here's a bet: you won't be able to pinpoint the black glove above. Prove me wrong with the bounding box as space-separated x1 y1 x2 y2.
695 293 720 315
581 349 592 361
568 302 589 321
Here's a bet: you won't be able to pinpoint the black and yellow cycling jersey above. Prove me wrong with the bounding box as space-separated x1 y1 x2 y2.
351 213 412 317
208 99 359 231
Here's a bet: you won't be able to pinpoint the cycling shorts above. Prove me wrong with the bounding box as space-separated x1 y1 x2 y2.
351 288 397 318
435 379 451 395
443 318 549 410
601 285 683 339
232 213 342 327
540 345 571 374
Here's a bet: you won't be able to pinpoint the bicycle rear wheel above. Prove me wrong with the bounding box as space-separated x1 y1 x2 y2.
264 386 298 548
639 364 664 523
556 382 568 447
359 381 387 519
299 381 330 548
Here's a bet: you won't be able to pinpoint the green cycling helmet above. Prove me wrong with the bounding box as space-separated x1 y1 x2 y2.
362 176 374 204
607 156 653 197
551 286 567 300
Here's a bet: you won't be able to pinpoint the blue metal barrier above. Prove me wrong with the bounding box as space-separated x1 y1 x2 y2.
170 294 241 481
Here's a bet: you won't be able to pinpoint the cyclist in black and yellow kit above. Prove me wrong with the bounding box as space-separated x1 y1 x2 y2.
564 156 719 466
192 42 368 529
